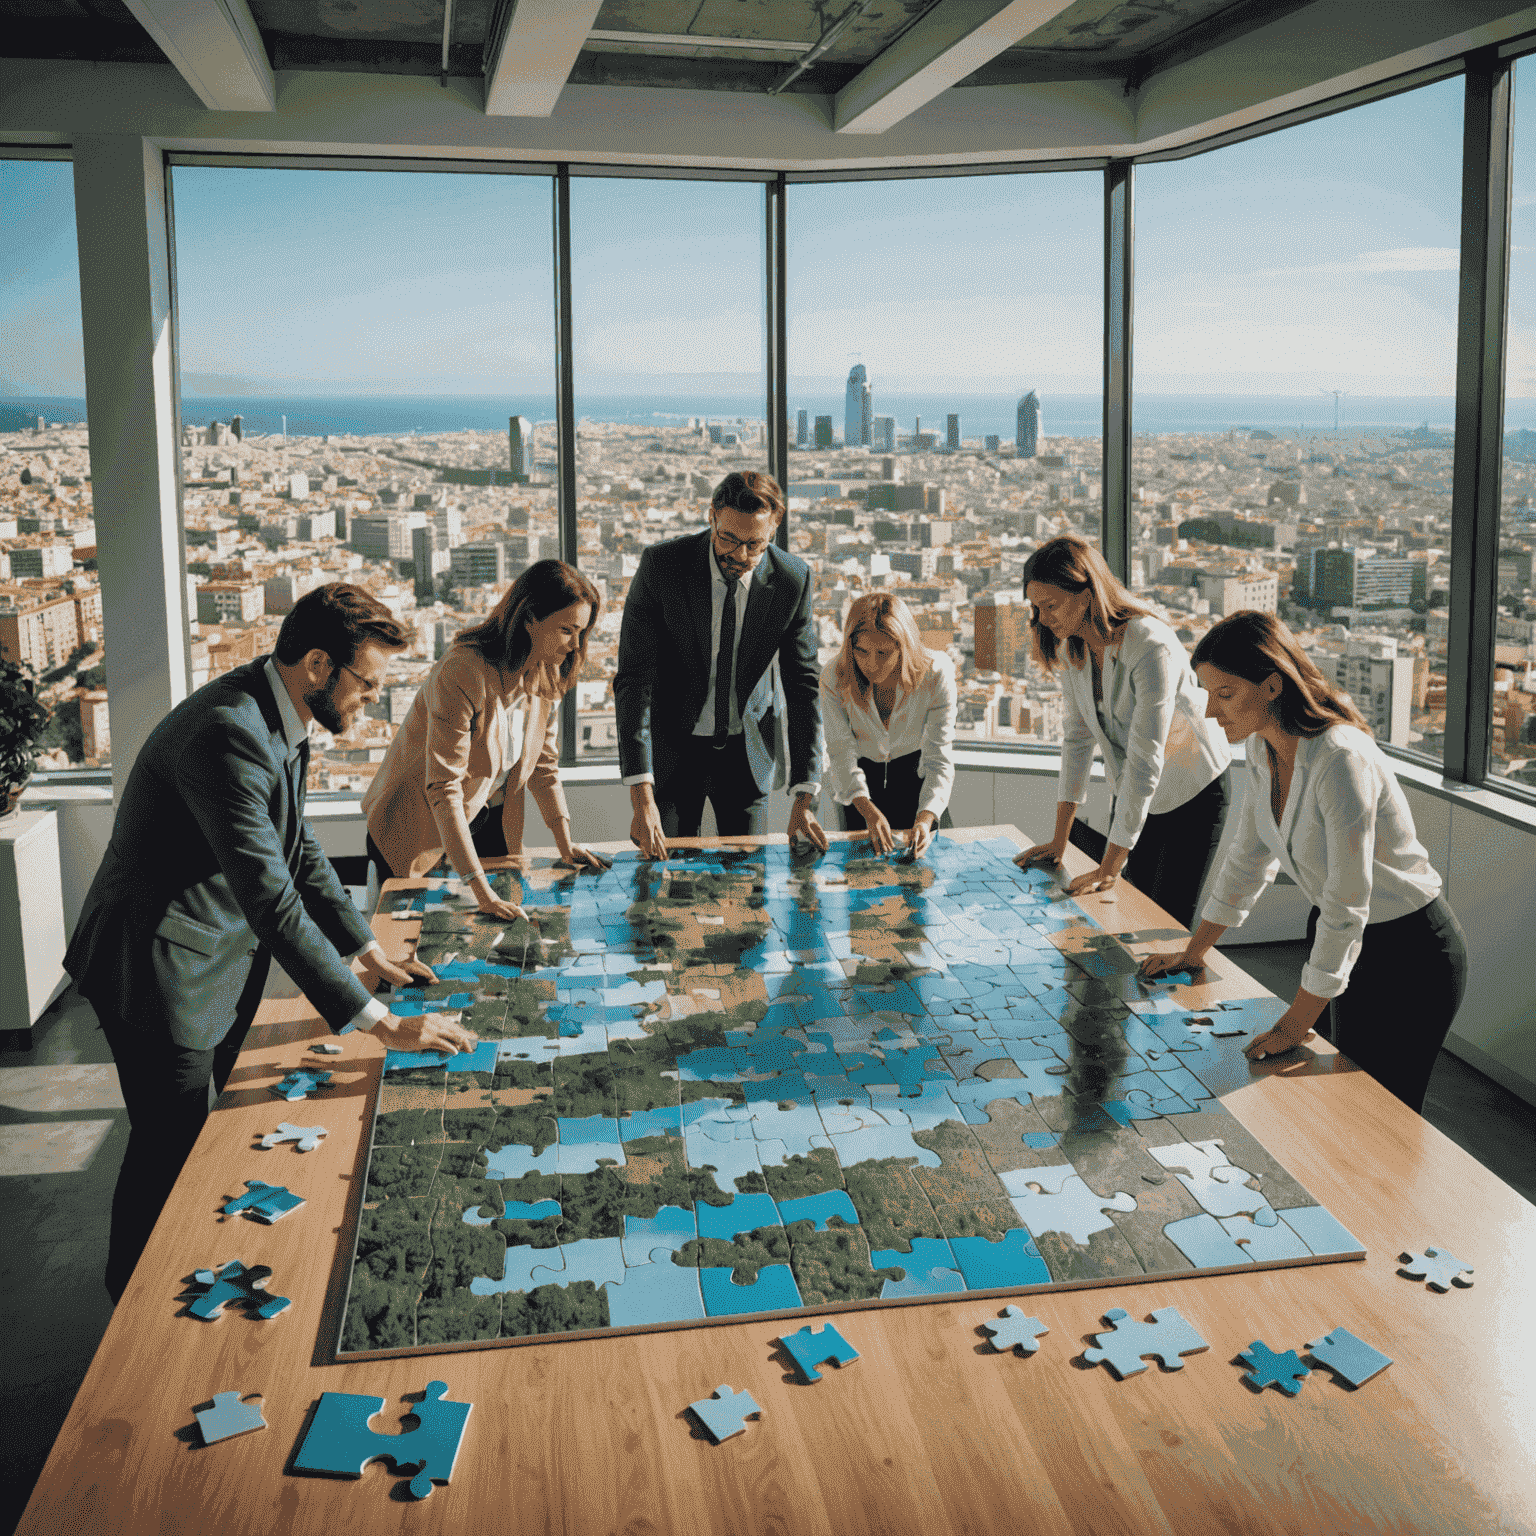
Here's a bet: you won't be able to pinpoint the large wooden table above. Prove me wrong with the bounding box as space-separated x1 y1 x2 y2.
19 827 1536 1536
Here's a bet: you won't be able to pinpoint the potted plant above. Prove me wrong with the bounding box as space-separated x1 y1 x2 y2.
0 658 51 822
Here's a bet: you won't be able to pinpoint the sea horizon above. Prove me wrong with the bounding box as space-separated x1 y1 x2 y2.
10 390 1534 443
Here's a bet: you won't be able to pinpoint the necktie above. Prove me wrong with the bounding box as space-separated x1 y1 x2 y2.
293 736 311 810
713 578 737 746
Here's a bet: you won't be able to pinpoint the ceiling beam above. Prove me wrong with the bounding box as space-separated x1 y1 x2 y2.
119 0 275 112
834 0 1079 135
484 0 607 117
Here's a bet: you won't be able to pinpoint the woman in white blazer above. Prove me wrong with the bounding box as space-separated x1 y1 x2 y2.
821 591 957 858
1015 535 1231 928
1141 609 1467 1113
363 559 611 920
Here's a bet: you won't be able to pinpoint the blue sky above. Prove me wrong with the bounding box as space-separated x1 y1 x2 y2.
3 69 1531 400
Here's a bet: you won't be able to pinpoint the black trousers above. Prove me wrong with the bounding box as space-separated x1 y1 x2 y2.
1119 770 1230 931
96 949 271 1303
1306 895 1468 1114
839 749 954 834
657 732 768 839
367 799 509 885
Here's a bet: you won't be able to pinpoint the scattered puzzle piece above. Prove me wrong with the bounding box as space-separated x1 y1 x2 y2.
222 1179 305 1223
689 1385 761 1443
1238 1341 1311 1396
1398 1246 1474 1291
293 1380 472 1499
195 1391 268 1444
1083 1307 1209 1378
779 1323 859 1382
981 1305 1049 1356
270 1069 332 1101
260 1122 327 1153
1306 1327 1392 1388
184 1260 290 1321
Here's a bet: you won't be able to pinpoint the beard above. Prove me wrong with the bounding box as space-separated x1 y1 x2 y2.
302 673 350 735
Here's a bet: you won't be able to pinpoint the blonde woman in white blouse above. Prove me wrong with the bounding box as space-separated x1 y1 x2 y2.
820 592 957 858
1015 535 1231 928
1141 610 1468 1113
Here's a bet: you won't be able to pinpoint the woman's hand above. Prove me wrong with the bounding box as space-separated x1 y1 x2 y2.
904 811 937 859
854 797 895 854
1014 839 1066 869
1138 949 1206 982
1067 863 1119 897
1245 991 1329 1059
468 873 532 924
557 844 613 873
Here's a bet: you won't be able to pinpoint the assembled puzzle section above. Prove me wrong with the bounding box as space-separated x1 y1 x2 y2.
337 836 1364 1358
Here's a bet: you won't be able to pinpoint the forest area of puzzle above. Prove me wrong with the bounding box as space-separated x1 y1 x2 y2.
338 836 1363 1357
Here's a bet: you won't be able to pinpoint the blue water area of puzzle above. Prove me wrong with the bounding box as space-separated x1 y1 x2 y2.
777 1190 859 1231
387 991 476 1018
700 1263 803 1316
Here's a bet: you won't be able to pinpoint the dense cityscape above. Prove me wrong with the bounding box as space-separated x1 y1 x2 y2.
4 368 1536 792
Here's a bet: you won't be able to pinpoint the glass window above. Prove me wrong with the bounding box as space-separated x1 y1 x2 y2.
169 166 555 794
0 158 105 773
1132 79 1464 766
788 171 1102 748
568 176 769 762
1495 58 1536 792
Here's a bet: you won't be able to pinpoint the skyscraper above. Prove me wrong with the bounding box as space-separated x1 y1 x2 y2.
946 414 961 452
845 364 872 447
1017 392 1041 457
814 415 834 449
872 415 896 452
796 409 808 448
508 415 533 483
974 591 1029 676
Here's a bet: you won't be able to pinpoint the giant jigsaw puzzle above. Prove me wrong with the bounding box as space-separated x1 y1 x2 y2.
337 834 1363 1357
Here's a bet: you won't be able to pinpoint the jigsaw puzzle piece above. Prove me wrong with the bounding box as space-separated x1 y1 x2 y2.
981 1305 1049 1356
1398 1246 1474 1291
1306 1327 1392 1388
1220 1212 1310 1262
270 1069 332 1101
259 1122 327 1153
998 1164 1138 1245
292 1380 472 1499
194 1391 268 1444
816 1124 942 1170
621 1205 696 1265
869 1237 964 1297
1278 1204 1365 1258
699 1263 803 1316
184 1260 291 1321
689 1385 761 1443
696 1192 783 1243
530 1237 626 1291
554 1114 627 1175
684 1124 765 1195
1238 1341 1312 1396
604 1246 706 1327
222 1179 305 1223
1163 1213 1252 1268
776 1189 859 1232
779 1323 860 1382
946 1228 1050 1290
469 1240 562 1296
1083 1307 1209 1378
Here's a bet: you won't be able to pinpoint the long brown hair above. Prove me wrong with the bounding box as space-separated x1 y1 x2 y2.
1191 609 1369 736
453 558 600 697
1021 535 1148 671
833 591 928 701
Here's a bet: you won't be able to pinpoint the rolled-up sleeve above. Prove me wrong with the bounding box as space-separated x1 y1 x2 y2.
1202 766 1280 929
1106 640 1177 850
820 670 869 807
1300 754 1376 998
916 659 957 819
1057 666 1096 807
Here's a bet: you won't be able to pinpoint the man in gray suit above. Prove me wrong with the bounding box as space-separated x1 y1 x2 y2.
66 583 477 1301
614 471 827 858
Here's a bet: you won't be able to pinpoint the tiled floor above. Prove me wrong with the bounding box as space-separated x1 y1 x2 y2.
2 941 1533 1535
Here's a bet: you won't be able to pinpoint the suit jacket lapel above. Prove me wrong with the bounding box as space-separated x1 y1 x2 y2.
691 532 715 677
737 550 780 706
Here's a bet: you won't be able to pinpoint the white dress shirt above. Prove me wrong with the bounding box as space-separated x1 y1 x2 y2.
263 659 389 1034
622 542 817 799
820 650 957 819
484 692 527 807
1202 723 1442 999
1057 615 1231 849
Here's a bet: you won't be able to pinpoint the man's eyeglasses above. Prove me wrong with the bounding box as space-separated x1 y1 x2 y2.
333 659 382 699
713 529 771 558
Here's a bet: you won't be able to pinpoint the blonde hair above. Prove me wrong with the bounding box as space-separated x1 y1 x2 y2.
1021 535 1149 672
833 592 928 701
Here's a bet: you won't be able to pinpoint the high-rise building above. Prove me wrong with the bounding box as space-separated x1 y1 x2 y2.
1017 391 1041 457
508 415 533 482
974 590 1030 676
411 523 440 601
946 414 960 452
872 416 896 452
350 512 419 561
814 415 834 448
450 541 509 588
1302 546 1428 611
796 410 808 448
1312 634 1415 745
845 364 871 447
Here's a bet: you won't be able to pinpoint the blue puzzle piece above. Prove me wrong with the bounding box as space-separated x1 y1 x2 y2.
1307 1327 1392 1388
1398 1246 1474 1291
531 1237 626 1291
470 1242 561 1295
700 1263 803 1316
259 1122 327 1152
688 1385 761 1443
870 1236 964 1297
293 1380 472 1499
1083 1307 1209 1379
779 1323 859 1382
222 1179 305 1224
696 1192 781 1243
604 1247 706 1327
184 1260 290 1321
1163 1213 1252 1268
776 1190 859 1232
270 1069 332 1101
1220 1212 1310 1262
195 1391 268 1444
1279 1204 1365 1259
1238 1340 1312 1395
443 1040 500 1074
982 1305 1050 1355
819 1123 942 1170
382 1050 448 1073
947 1228 1050 1290
621 1206 696 1265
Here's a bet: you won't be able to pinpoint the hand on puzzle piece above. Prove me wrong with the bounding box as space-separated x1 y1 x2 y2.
1398 1246 1474 1291
359 947 437 990
368 1008 480 1057
1138 949 1207 983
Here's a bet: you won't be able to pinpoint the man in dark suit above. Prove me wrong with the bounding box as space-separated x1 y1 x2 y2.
66 583 478 1301
614 470 828 858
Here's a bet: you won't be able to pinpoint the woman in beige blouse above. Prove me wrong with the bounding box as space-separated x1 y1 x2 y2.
363 559 610 919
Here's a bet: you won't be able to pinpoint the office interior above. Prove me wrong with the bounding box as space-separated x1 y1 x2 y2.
3 1 1536 1528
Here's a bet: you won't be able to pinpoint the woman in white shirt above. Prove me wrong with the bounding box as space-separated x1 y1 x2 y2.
1015 535 1232 928
820 592 957 858
1141 609 1467 1113
364 559 611 920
